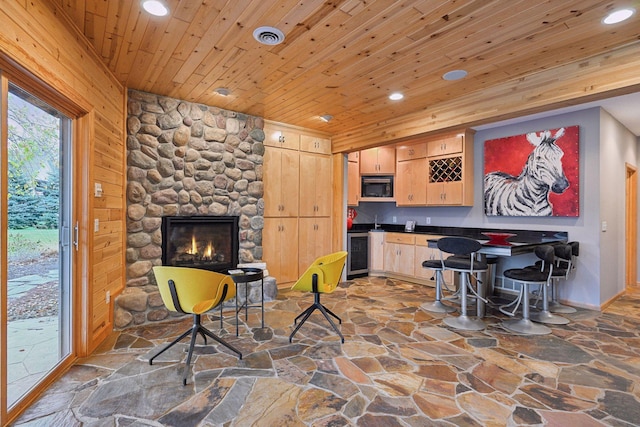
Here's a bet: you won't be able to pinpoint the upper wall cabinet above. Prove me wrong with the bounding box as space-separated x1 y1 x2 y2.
426 130 474 206
360 146 395 174
396 143 427 206
264 125 300 150
396 143 427 162
427 134 463 157
300 134 331 154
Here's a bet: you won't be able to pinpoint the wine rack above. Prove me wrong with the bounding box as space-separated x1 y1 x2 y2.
429 156 462 183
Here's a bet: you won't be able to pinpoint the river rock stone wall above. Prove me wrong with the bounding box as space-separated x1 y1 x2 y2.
116 89 268 329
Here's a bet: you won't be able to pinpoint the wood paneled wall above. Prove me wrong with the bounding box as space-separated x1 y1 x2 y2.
0 1 126 355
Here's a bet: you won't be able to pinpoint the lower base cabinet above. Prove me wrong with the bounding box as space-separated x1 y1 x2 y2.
369 232 452 286
263 217 299 285
369 232 384 273
298 217 331 274
414 236 453 283
383 233 416 277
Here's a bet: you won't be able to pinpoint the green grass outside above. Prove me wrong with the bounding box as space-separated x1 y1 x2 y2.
8 228 58 261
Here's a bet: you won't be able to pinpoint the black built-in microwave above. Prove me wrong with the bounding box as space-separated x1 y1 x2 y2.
361 176 393 198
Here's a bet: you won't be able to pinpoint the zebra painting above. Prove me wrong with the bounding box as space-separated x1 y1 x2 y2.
484 128 571 216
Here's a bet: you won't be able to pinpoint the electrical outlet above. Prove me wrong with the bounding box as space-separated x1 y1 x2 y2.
426 217 431 225
94 182 103 197
94 219 100 232
601 221 607 232
106 290 111 304
392 216 397 223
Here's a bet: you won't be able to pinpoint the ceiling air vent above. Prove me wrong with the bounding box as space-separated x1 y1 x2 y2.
253 26 285 45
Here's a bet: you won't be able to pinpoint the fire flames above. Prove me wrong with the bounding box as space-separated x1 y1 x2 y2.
185 235 215 260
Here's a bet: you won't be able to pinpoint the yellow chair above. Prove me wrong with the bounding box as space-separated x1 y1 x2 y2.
289 251 348 343
150 266 242 385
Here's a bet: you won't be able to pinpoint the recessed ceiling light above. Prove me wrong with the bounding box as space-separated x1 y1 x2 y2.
603 8 635 24
320 114 333 122
389 92 404 101
253 26 285 45
442 69 468 81
214 87 231 96
141 0 169 17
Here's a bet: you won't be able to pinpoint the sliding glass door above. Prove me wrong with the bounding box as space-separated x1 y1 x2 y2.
3 83 73 409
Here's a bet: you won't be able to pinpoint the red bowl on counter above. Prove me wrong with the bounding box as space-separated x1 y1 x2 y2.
482 232 517 246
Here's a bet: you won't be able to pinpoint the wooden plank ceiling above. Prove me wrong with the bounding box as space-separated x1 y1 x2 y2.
52 0 640 149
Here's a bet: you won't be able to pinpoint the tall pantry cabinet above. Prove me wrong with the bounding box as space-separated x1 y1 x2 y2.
263 121 332 286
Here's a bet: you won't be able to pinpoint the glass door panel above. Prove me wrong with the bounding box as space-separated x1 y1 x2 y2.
5 84 72 408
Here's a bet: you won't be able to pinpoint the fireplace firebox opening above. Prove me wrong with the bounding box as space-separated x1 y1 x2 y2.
161 216 239 273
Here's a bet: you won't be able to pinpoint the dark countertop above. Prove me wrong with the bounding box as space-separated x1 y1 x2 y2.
348 223 568 251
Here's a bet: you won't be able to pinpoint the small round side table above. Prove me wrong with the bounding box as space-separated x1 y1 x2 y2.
228 267 264 336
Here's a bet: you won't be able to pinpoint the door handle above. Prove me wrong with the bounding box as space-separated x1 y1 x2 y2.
73 222 79 251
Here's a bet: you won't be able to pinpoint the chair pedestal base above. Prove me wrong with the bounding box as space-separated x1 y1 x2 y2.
289 293 344 343
149 314 242 385
443 315 485 331
502 318 551 335
442 271 485 331
530 310 569 325
421 300 456 313
422 269 456 313
548 301 577 313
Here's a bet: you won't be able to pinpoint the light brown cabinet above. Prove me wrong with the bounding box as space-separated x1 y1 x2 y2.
396 157 427 206
263 217 299 284
427 134 463 157
298 217 332 274
299 152 332 216
300 134 331 154
263 147 299 217
396 143 427 162
414 234 453 283
360 146 395 174
369 231 384 273
263 120 332 286
383 233 416 277
264 124 300 150
427 181 464 205
347 157 360 206
426 130 474 206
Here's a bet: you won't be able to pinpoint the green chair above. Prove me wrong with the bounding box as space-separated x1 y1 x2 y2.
150 266 242 385
289 251 348 343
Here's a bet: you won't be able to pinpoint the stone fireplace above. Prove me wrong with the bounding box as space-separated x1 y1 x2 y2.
161 215 239 272
116 90 273 329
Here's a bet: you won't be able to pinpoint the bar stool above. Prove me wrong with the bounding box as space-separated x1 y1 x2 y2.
500 245 555 335
530 244 570 325
420 256 456 313
549 241 578 314
438 237 488 331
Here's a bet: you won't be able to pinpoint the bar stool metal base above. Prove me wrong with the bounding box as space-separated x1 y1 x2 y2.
502 318 551 335
421 300 456 313
548 301 577 313
443 315 485 331
530 310 570 325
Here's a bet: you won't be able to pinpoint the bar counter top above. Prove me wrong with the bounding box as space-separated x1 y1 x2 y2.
348 223 568 256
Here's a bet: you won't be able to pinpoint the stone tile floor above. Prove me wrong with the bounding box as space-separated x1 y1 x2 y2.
12 277 640 426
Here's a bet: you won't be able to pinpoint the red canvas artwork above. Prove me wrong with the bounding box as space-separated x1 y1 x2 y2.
483 126 579 217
